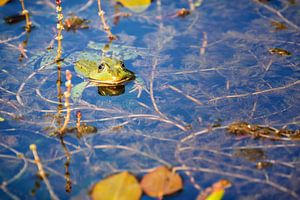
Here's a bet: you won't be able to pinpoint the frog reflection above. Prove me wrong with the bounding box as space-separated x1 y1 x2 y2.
98 85 125 96
72 57 135 100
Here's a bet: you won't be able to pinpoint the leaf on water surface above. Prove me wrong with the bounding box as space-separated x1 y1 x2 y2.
90 171 142 200
196 179 232 200
140 166 183 198
116 0 152 13
0 117 5 122
0 0 10 6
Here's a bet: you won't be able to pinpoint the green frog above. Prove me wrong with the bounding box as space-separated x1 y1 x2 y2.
75 57 135 85
72 57 143 101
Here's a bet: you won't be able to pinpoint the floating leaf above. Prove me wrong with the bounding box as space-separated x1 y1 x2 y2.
90 171 142 200
140 166 183 198
116 0 151 13
0 0 10 6
0 117 5 122
197 179 232 200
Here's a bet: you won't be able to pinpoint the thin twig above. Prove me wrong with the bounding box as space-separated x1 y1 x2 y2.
166 85 203 106
209 80 300 102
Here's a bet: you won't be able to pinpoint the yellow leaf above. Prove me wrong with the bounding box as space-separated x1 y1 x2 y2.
116 0 151 13
0 0 10 6
90 172 142 200
141 166 183 198
206 190 225 200
0 117 4 122
197 179 231 200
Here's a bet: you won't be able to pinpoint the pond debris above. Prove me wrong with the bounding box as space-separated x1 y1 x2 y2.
176 8 191 18
227 121 300 140
288 0 296 5
270 21 287 31
29 144 59 200
256 161 273 169
196 179 232 200
233 148 273 169
64 15 90 31
234 148 266 162
258 0 271 3
141 166 183 199
268 48 291 56
4 14 26 24
200 31 207 55
18 42 28 60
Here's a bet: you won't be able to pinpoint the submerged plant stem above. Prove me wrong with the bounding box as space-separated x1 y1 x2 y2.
29 144 59 200
55 0 64 61
19 0 32 32
97 0 116 41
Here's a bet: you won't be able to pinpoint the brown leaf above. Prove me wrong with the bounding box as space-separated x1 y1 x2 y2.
141 166 183 198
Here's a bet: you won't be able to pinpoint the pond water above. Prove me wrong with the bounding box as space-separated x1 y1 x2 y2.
0 0 300 199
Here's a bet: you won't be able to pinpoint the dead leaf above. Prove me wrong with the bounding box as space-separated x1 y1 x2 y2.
90 171 142 200
140 166 183 199
0 0 10 6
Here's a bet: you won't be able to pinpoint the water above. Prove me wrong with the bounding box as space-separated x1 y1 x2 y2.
0 0 300 199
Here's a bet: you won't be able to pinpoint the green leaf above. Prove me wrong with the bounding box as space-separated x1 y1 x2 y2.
0 117 5 122
90 171 142 200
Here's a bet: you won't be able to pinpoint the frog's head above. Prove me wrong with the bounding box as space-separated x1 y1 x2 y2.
78 57 135 85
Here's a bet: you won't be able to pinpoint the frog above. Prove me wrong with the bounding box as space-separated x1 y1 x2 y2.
72 57 143 101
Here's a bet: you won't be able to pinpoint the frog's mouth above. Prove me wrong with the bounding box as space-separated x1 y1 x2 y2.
89 74 136 86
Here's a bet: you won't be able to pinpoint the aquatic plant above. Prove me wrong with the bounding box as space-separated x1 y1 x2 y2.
59 70 72 134
19 0 31 32
55 0 64 61
29 144 59 200
97 0 116 41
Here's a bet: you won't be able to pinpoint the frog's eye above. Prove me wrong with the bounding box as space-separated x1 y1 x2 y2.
98 63 105 72
120 61 126 69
